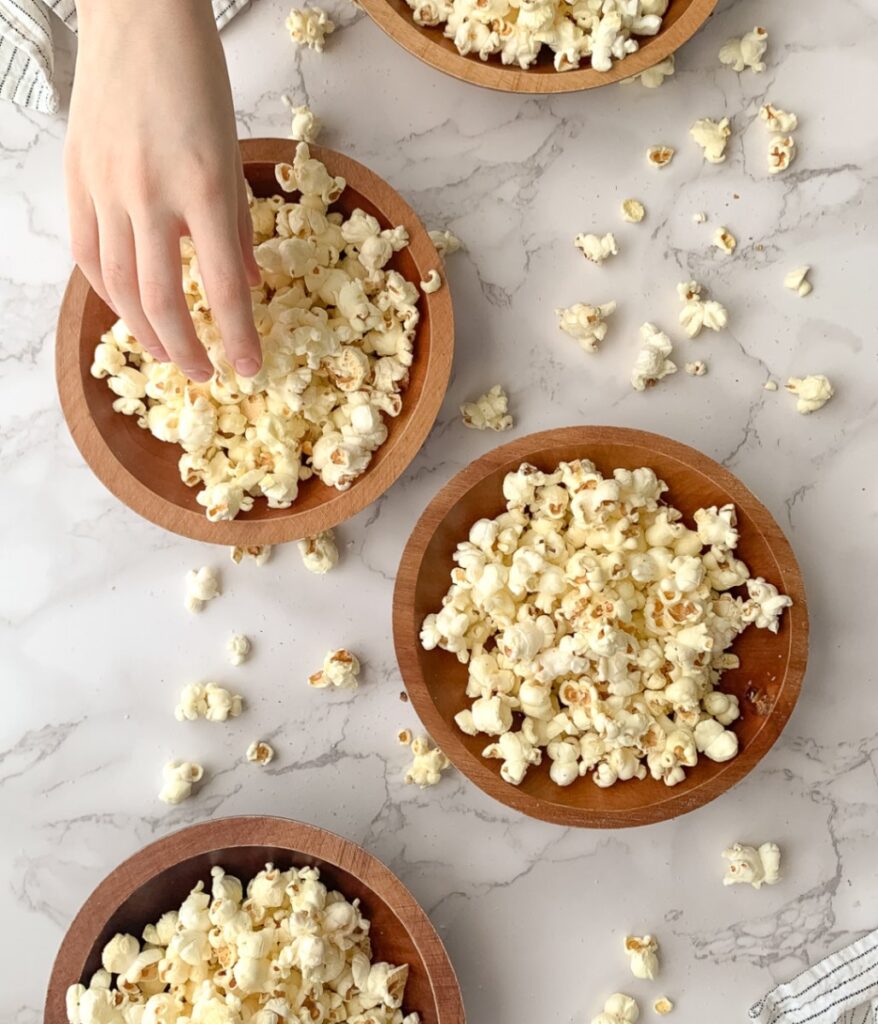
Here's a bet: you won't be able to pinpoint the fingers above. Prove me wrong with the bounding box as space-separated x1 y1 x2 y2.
237 166 262 289
189 203 262 377
67 189 117 314
132 217 214 382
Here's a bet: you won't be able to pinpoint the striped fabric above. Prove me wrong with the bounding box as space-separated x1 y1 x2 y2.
750 929 878 1024
0 0 250 114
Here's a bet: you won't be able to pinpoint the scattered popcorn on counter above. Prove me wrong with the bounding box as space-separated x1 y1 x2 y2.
461 385 513 431
713 227 737 255
184 566 221 612
246 739 276 766
309 648 361 690
768 135 796 175
397 728 413 746
723 841 781 888
654 997 674 1015
419 269 443 294
298 529 339 574
420 460 793 790
693 211 707 224
227 633 252 667
786 375 834 414
621 199 646 224
759 103 798 133
230 544 273 566
96 145 422 521
685 361 707 376
282 94 322 142
158 760 204 804
575 232 619 265
623 54 674 88
784 266 812 297
556 301 617 353
690 117 731 164
65 863 423 1023
285 5 335 50
677 281 728 339
631 322 676 391
719 26 768 73
404 735 450 788
764 380 778 392
174 682 244 723
591 992 641 1024
647 145 675 169
625 934 660 980
428 228 462 259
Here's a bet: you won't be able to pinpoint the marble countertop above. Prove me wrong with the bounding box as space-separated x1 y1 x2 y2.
2 0 877 1020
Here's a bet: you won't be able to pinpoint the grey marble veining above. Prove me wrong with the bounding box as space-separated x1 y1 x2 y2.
1 0 877 1020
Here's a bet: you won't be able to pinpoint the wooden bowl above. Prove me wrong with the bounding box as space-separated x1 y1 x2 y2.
393 426 808 828
56 139 454 545
359 0 717 94
45 816 465 1024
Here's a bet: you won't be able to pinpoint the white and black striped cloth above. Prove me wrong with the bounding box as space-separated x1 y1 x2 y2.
0 0 250 113
750 928 878 1024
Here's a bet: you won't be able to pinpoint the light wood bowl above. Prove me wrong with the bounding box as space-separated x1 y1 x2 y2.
56 140 454 545
359 0 717 93
45 816 465 1024
393 426 808 828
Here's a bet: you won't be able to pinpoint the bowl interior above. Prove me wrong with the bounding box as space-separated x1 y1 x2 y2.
398 430 807 827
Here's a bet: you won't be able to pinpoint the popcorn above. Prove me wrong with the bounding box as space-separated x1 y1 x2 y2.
768 135 796 174
397 728 413 746
722 841 782 888
763 380 778 392
575 232 618 265
693 211 707 224
631 322 676 391
677 281 728 339
66 864 422 1024
227 633 252 666
719 26 768 73
785 375 834 414
713 227 737 255
97 147 421 520
298 529 339 574
621 199 645 224
556 301 617 353
760 103 798 133
175 682 244 722
685 361 707 376
623 54 674 88
246 740 275 766
654 997 674 1015
592 993 640 1024
461 385 513 431
784 266 812 297
420 460 792 790
282 95 322 142
404 735 450 787
184 566 221 612
230 545 272 566
309 648 361 690
428 228 462 259
624 934 659 980
419 269 442 293
647 146 675 169
285 6 335 50
158 760 204 804
690 117 731 164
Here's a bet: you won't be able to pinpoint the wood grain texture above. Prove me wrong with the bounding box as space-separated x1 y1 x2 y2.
358 0 717 94
55 139 454 545
45 816 465 1024
393 426 809 829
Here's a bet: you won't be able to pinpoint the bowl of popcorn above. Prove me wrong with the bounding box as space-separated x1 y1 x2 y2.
56 139 454 545
393 426 808 827
46 816 465 1024
359 0 717 93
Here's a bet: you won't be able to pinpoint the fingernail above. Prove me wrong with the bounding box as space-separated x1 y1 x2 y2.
235 357 261 377
187 368 212 383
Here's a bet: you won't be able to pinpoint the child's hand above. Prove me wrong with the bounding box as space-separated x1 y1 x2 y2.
65 0 262 382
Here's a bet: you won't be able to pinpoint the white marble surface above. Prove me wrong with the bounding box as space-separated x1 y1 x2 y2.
2 0 878 1020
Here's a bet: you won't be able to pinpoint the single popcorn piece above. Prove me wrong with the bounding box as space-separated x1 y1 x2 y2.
768 135 797 175
764 380 779 392
298 529 339 574
246 740 275 766
621 199 646 224
690 117 731 164
625 934 660 980
722 841 782 888
158 760 204 805
592 993 640 1024
309 648 361 690
785 375 834 414
647 145 675 169
461 385 513 431
184 566 221 612
760 103 798 133
623 54 674 88
556 301 617 353
693 211 707 224
631 322 677 391
285 5 335 50
677 281 728 338
784 266 812 297
575 232 618 265
713 227 737 255
428 228 462 259
230 545 272 566
282 95 322 142
227 633 252 666
65 864 423 1024
719 26 768 73
654 997 674 1015
685 361 707 376
420 269 442 294
397 728 413 746
174 682 244 722
404 735 450 788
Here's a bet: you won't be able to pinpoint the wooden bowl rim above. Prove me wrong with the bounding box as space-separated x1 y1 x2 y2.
44 815 465 1023
393 425 809 828
358 0 718 94
55 139 454 545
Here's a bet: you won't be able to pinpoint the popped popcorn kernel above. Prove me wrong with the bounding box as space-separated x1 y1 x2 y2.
713 227 737 255
298 529 339 574
575 232 618 265
309 648 361 690
785 375 834 414
690 117 731 164
784 266 812 297
647 145 675 168
404 735 450 788
722 841 781 888
184 566 221 612
461 385 513 431
719 26 768 73
621 199 646 223
625 934 660 980
158 760 204 805
285 5 335 50
654 997 674 1015
246 740 275 766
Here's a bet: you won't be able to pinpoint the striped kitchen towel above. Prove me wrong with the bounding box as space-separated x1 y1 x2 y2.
0 0 250 114
749 928 878 1024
